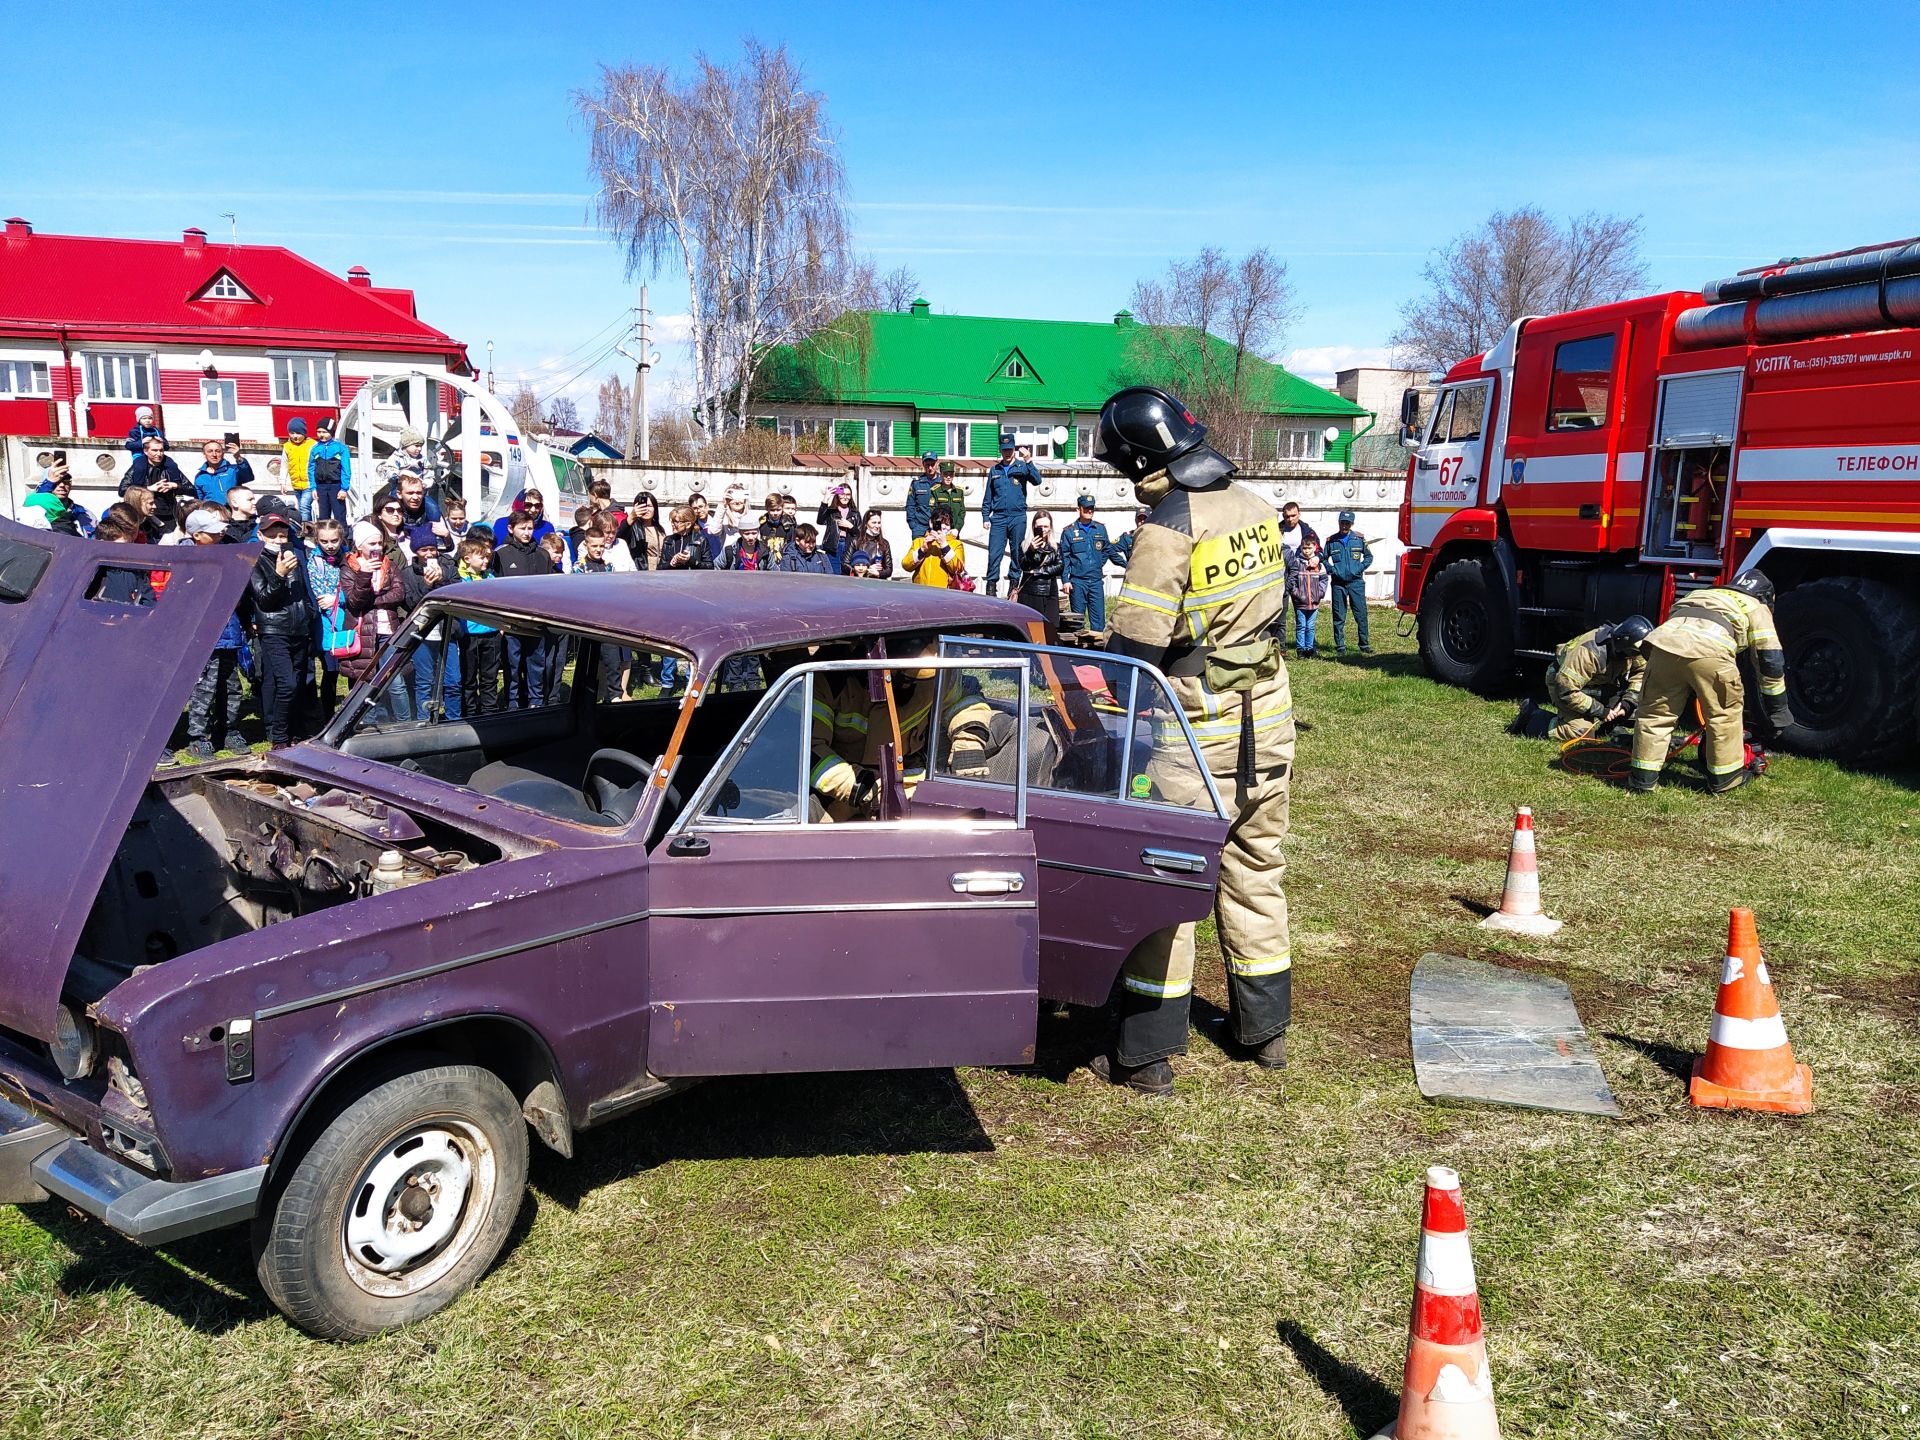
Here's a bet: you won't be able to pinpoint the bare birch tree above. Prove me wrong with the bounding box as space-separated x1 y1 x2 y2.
506 385 548 436
547 397 581 432
592 373 630 440
1128 247 1298 459
849 263 920 311
579 42 854 435
1392 207 1648 371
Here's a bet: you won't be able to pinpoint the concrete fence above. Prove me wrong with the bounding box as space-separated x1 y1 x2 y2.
2 435 1408 601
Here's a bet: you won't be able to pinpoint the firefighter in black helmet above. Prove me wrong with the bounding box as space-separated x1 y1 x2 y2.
1091 386 1295 1096
1511 615 1653 740
1630 570 1790 794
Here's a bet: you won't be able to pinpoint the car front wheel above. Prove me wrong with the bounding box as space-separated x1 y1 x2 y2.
253 1064 529 1340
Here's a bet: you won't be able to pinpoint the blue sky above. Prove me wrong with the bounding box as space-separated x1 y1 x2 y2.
10 1 1919 417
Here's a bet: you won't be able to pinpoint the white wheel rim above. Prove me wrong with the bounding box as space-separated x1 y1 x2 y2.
340 1120 498 1298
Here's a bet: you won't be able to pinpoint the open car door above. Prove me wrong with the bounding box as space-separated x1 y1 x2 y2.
646 655 1040 1076
912 638 1232 1006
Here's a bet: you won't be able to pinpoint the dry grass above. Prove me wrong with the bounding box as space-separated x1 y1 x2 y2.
6 621 1917 1438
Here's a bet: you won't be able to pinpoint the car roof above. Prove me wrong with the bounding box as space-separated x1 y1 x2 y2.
443 573 1032 664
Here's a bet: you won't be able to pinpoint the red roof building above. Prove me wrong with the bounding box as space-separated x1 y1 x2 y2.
0 218 469 444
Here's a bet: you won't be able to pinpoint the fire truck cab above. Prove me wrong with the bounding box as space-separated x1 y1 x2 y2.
1397 237 1920 765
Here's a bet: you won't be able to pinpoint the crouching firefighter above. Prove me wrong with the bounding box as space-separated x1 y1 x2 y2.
1629 570 1790 794
1091 384 1296 1097
1511 616 1653 740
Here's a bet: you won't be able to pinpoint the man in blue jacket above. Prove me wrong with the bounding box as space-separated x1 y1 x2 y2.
1058 493 1113 632
982 434 1040 597
906 452 939 540
1323 508 1373 656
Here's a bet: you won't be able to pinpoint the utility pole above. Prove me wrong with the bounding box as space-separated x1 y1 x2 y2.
625 286 651 462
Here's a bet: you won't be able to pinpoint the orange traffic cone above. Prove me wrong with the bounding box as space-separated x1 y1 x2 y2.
1689 908 1813 1115
1373 1165 1501 1440
1479 806 1562 936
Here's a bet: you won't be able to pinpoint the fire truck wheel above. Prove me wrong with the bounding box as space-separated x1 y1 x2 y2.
1417 557 1516 695
1775 576 1920 764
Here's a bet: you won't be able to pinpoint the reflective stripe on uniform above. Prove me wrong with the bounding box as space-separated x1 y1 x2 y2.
1225 951 1292 977
811 755 854 789
1117 581 1180 615
1121 974 1194 999
1182 702 1294 742
1705 753 1748 775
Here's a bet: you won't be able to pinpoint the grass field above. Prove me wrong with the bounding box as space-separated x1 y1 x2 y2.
7 618 1917 1439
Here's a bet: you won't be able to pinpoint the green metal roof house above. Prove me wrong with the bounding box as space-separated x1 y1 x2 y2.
751 299 1369 468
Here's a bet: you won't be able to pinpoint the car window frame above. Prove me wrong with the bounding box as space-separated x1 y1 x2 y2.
668 654 1034 837
929 635 1230 821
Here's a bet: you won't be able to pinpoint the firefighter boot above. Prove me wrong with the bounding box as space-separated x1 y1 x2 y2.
1253 1030 1288 1069
1089 1054 1175 1098
1709 763 1759 795
1626 768 1658 794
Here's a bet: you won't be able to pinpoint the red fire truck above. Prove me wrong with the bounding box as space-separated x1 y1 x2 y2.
1395 235 1920 763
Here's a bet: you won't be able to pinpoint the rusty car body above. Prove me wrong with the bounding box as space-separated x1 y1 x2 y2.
0 518 1229 1336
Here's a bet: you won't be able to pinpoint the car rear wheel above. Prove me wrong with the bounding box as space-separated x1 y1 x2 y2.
1417 557 1515 694
1775 576 1920 765
253 1064 528 1340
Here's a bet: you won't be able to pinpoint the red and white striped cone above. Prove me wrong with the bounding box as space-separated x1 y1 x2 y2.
1479 806 1562 936
1373 1165 1501 1440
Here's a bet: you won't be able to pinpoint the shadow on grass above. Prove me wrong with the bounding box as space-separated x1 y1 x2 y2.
1450 893 1497 919
1276 1319 1398 1437
36 1203 275 1336
532 1067 996 1211
1602 1031 1696 1083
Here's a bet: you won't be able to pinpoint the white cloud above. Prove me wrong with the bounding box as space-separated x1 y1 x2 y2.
1282 344 1402 385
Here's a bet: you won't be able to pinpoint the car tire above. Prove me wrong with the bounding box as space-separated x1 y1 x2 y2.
1418 557 1515 694
253 1064 529 1340
1775 576 1920 765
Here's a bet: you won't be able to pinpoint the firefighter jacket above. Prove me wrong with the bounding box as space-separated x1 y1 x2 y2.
1646 587 1787 699
1547 627 1646 719
1109 474 1294 772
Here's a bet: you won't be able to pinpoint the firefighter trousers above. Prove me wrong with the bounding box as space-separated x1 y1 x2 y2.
1631 647 1746 779
1117 760 1292 1066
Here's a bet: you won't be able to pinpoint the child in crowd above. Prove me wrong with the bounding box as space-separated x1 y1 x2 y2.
539 531 570 574
903 507 965 588
779 522 836 574
306 519 351 712
308 418 351 525
281 418 315 521
404 538 462 721
183 507 246 758
455 535 502 716
340 522 413 721
441 498 471 546
491 509 557 707
574 527 630 701
1287 537 1331 658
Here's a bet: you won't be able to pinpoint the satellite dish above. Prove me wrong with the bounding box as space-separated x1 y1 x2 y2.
1322 425 1341 445
1049 425 1069 447
197 348 217 372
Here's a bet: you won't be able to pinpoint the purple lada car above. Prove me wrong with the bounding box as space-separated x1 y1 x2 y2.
0 518 1230 1337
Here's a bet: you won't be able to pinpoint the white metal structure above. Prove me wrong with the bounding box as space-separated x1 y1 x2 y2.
334 368 583 528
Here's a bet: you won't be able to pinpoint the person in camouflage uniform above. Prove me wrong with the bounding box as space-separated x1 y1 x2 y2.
1092 386 1295 1097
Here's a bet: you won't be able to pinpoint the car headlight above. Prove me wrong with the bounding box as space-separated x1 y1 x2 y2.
50 1004 97 1081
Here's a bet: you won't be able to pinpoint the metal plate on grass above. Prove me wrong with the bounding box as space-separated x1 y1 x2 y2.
1410 953 1621 1117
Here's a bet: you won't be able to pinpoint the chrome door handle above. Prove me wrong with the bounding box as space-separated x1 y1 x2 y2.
1141 848 1207 874
950 871 1025 895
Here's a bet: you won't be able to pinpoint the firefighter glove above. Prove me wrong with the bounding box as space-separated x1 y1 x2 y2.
1765 694 1795 730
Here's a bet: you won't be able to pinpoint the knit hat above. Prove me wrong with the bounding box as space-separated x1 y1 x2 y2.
849 550 874 567
287 417 308 436
135 406 154 423
353 521 384 549
400 426 425 446
186 509 227 537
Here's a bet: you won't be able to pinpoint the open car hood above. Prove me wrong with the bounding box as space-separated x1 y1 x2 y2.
0 519 256 1042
